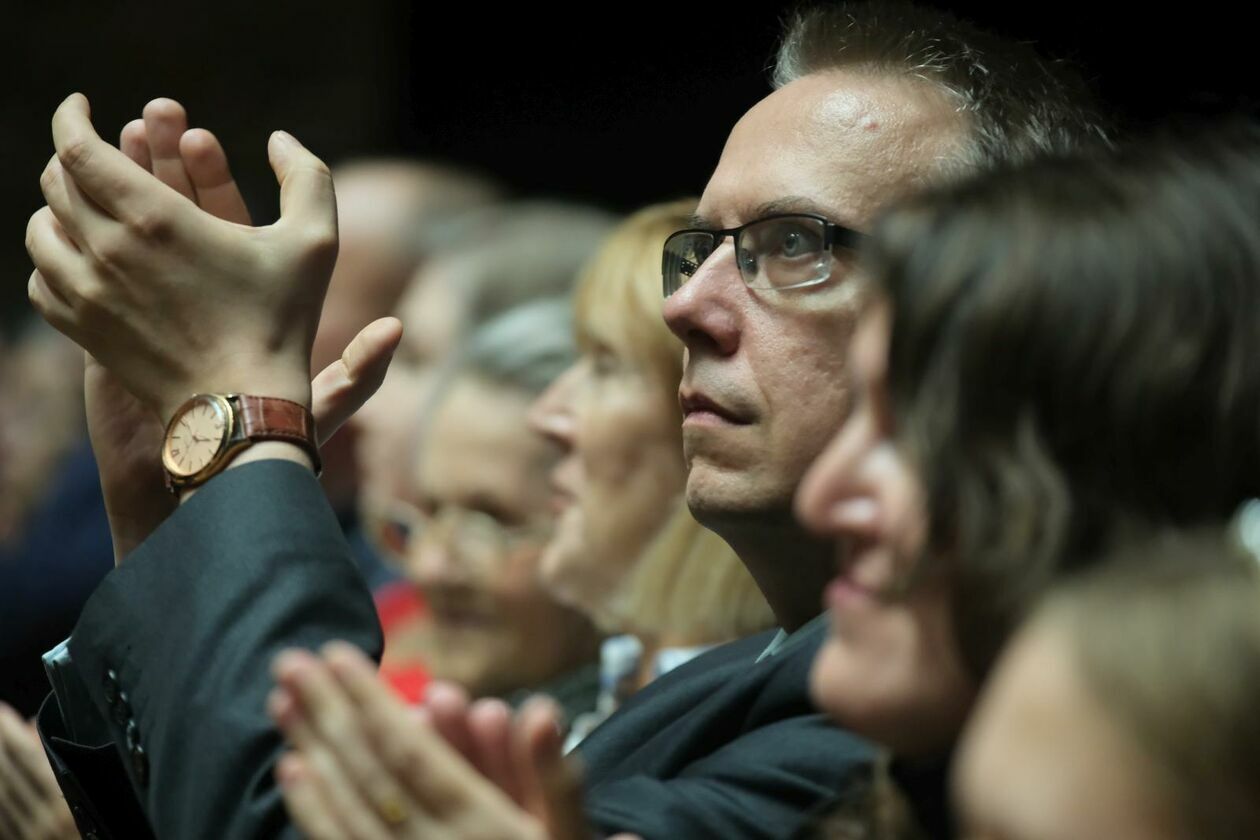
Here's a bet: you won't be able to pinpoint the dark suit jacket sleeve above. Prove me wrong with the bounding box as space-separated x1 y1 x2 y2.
584 712 871 840
44 460 382 840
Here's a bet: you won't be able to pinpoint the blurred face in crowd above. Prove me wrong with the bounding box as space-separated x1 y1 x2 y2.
795 300 975 755
401 375 595 697
350 260 466 508
530 333 687 628
955 617 1177 840
311 170 428 510
664 71 966 536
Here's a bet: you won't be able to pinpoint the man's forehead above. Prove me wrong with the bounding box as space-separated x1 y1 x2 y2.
696 70 966 230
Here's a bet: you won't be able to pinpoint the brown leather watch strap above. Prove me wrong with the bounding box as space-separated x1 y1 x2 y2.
233 395 322 475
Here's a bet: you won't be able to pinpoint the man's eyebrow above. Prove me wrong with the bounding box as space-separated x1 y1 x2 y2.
753 196 833 219
689 198 854 231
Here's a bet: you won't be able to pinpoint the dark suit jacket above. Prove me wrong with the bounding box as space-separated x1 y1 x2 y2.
39 460 871 839
39 461 381 839
578 622 874 840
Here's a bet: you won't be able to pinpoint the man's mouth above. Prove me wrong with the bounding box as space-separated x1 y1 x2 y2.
679 390 751 426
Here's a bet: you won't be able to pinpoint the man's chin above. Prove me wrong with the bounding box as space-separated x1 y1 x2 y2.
684 461 780 525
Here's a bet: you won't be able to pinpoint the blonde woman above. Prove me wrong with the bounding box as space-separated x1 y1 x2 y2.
529 199 774 743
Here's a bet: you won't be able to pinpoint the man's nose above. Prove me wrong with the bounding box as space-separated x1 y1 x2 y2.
663 241 742 357
406 533 466 589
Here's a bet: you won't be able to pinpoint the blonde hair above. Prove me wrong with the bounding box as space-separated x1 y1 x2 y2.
573 199 774 642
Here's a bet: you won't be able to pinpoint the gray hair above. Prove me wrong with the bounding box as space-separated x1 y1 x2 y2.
443 297 576 399
417 201 617 331
773 1 1113 172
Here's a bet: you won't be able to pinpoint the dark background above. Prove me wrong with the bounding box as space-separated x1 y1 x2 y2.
3 1 1256 333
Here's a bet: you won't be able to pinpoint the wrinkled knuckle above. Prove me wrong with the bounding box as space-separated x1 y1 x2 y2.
58 136 93 173
39 160 59 192
90 236 128 274
76 279 110 313
384 735 424 780
128 208 173 243
28 274 49 309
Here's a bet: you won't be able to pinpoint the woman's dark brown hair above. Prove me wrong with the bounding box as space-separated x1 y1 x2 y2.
865 119 1260 675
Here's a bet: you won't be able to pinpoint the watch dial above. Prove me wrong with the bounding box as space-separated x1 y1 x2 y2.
165 397 229 476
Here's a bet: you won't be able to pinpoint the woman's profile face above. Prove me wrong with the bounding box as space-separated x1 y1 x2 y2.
795 299 975 755
955 618 1178 840
531 333 687 629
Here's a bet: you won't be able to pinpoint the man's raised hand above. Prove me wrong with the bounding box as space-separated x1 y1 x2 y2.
27 93 337 423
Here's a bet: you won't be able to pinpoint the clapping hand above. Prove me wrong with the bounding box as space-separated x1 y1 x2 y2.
0 704 77 840
27 93 336 422
30 97 402 561
268 643 635 840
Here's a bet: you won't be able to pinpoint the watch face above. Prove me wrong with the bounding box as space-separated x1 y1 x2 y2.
163 395 231 477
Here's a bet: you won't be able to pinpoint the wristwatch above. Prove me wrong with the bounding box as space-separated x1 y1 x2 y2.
161 394 321 493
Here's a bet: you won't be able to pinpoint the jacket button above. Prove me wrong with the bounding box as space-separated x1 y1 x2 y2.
131 744 149 787
71 804 98 838
125 720 140 751
102 669 120 704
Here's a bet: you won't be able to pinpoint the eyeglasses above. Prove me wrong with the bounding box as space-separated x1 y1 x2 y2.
662 213 865 297
364 497 552 571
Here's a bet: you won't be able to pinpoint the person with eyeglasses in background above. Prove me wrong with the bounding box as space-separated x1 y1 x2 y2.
23 2 1110 838
363 299 602 720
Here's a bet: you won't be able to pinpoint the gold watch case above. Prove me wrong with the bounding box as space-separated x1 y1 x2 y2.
161 393 238 485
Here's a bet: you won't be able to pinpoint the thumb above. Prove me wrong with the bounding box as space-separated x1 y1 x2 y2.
268 130 336 237
310 317 403 445
513 697 589 840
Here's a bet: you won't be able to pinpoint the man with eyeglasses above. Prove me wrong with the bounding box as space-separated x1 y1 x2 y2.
24 2 1109 838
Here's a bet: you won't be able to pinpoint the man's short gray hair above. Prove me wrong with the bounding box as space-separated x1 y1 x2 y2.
773 1 1112 171
449 297 576 398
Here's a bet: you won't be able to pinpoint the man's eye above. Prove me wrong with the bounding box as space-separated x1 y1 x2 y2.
775 226 820 258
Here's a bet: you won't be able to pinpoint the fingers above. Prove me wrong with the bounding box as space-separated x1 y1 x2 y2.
25 206 87 307
28 272 76 336
119 119 152 172
467 699 525 806
277 752 352 840
268 130 337 248
142 98 197 202
39 154 113 250
121 105 252 225
0 704 76 840
513 696 588 840
180 128 252 225
310 318 403 445
273 649 416 836
422 681 476 764
50 93 174 228
0 707 38 834
268 664 397 840
321 643 480 816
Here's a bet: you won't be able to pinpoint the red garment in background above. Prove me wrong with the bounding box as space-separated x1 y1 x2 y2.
373 581 431 704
